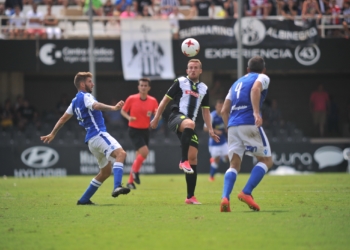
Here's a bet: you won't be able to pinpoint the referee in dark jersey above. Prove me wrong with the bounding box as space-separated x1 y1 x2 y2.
151 59 219 204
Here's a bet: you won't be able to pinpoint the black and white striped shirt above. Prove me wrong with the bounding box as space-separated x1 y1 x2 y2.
166 76 210 121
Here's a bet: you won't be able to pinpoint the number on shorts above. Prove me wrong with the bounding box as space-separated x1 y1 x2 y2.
235 82 243 99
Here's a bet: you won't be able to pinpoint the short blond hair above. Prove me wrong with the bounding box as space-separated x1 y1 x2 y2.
188 59 202 69
74 72 92 90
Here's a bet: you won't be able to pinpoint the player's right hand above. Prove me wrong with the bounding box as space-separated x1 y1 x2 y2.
129 116 137 121
150 118 159 129
115 100 124 110
253 113 263 127
40 134 55 144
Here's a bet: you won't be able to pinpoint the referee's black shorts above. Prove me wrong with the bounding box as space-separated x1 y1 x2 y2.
128 127 150 150
168 111 199 149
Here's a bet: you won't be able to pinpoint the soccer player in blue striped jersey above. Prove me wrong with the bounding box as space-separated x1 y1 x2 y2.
203 99 229 181
41 72 130 205
220 56 274 212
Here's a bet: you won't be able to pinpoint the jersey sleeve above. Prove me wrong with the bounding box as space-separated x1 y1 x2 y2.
66 103 73 115
225 88 232 101
84 94 97 110
257 74 270 90
166 79 181 100
201 88 210 108
122 96 132 112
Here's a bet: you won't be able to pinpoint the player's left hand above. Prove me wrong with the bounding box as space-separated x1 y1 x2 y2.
209 130 220 143
253 112 263 127
150 118 159 129
115 101 124 110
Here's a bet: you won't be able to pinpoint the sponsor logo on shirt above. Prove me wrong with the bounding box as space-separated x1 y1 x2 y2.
231 105 248 111
185 90 199 98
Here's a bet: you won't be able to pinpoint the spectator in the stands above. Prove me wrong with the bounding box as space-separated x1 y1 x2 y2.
281 0 298 19
25 3 46 39
120 4 136 17
310 84 329 137
160 0 179 16
209 80 225 108
141 4 152 16
5 0 23 12
17 99 41 131
44 4 62 39
135 0 155 16
115 0 134 15
103 0 115 16
343 1 350 38
302 0 322 21
84 0 103 16
1 3 9 37
222 0 234 18
0 99 15 130
8 4 26 39
169 6 184 38
233 0 256 17
249 0 272 17
191 0 215 18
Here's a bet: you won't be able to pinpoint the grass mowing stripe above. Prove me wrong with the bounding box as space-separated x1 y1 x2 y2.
1 173 350 250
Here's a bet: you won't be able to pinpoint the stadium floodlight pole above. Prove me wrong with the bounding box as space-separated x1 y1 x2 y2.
237 0 244 78
88 0 96 97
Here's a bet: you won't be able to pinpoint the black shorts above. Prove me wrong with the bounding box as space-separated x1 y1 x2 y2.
168 111 199 149
128 127 150 150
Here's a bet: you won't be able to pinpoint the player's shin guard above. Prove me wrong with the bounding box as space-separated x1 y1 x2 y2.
79 178 101 203
113 162 124 189
242 162 268 195
180 128 194 162
186 165 197 199
222 168 237 200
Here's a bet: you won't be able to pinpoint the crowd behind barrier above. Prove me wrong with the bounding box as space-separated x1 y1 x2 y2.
0 0 350 39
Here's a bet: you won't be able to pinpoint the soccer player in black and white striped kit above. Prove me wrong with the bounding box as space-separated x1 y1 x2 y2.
151 59 219 204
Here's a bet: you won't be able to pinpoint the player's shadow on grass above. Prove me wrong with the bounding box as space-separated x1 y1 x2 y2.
242 210 288 213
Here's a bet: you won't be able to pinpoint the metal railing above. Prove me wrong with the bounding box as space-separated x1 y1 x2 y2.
0 15 346 39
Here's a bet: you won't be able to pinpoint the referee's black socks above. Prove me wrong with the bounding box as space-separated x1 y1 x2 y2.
186 165 197 199
181 128 194 162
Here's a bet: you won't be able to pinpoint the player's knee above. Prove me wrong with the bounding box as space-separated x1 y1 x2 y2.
183 120 195 129
117 149 127 161
259 157 273 169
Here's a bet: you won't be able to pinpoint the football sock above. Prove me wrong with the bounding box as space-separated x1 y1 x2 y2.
113 162 124 189
210 160 218 177
242 162 268 195
222 168 237 200
180 128 194 162
79 178 101 203
186 165 197 199
128 171 134 184
132 154 146 173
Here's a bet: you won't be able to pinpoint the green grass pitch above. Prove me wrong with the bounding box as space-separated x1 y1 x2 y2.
1 173 350 250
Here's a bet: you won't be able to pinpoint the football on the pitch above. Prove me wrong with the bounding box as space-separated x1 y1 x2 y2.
181 38 200 57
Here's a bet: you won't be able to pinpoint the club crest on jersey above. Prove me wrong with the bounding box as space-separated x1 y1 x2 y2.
147 111 152 117
185 90 199 98
192 85 197 90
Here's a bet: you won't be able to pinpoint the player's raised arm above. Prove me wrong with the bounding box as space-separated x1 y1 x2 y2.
150 95 171 129
40 112 73 144
92 100 124 112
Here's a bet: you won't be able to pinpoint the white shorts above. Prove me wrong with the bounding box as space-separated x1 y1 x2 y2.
88 132 122 168
209 143 228 158
227 125 271 161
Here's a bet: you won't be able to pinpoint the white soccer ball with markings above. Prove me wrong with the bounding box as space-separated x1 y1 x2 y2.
181 38 200 57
